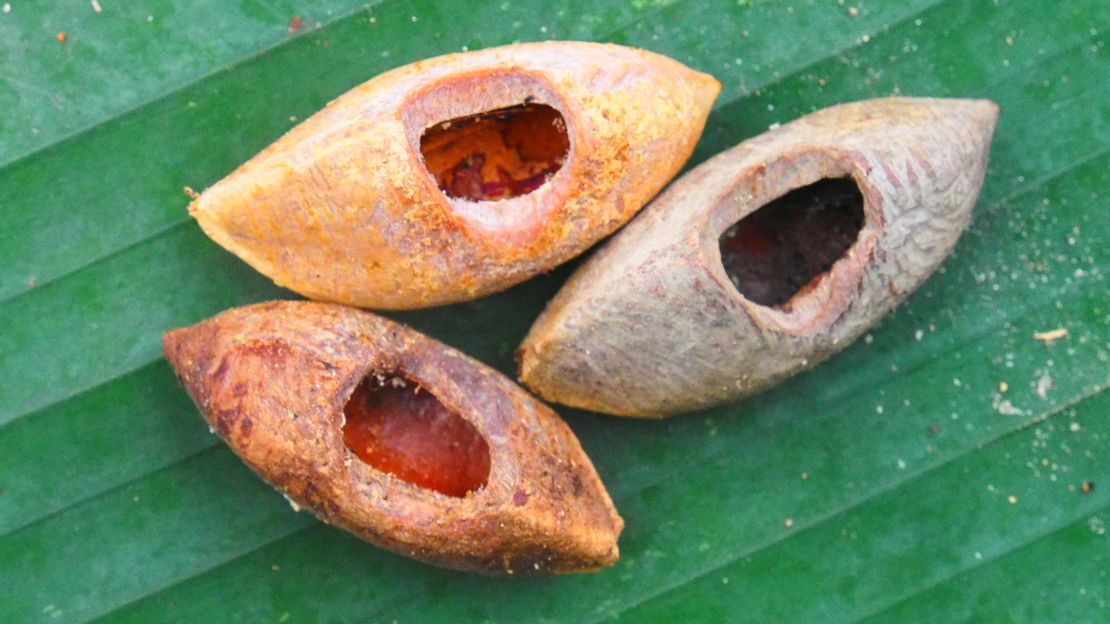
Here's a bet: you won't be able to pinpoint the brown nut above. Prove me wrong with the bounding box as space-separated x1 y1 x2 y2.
162 301 623 574
518 97 999 417
188 41 720 310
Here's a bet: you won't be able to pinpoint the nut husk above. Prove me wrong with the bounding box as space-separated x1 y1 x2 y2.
189 41 719 310
163 301 623 574
518 97 999 417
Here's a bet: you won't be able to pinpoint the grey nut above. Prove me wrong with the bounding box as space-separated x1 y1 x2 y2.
518 97 1000 417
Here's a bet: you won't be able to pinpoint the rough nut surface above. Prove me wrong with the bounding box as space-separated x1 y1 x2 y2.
164 301 623 574
189 41 720 310
519 97 999 417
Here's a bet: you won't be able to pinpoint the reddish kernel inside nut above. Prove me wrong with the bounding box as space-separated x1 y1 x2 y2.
420 103 569 201
343 375 490 497
720 177 864 308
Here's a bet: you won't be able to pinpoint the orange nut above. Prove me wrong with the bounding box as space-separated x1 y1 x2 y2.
518 98 999 417
189 42 720 309
163 301 623 574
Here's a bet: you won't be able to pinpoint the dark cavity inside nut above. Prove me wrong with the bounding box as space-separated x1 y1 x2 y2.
342 373 490 497
420 103 569 202
719 177 864 308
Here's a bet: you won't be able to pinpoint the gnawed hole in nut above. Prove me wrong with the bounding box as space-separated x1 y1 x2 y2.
720 178 864 308
343 374 490 497
420 103 569 201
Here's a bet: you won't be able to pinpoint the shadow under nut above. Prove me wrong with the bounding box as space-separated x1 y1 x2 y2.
518 97 1000 418
163 301 623 574
188 41 720 310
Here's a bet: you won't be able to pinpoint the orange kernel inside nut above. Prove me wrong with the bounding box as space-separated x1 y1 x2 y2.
420 103 569 201
343 375 490 497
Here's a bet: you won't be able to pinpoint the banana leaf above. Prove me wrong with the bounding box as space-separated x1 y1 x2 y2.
1 0 1106 621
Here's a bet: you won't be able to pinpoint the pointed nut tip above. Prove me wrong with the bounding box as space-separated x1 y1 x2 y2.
687 71 722 105
610 512 625 537
567 538 620 573
162 323 205 372
968 98 1001 126
944 97 999 129
964 100 1000 151
596 544 620 569
513 346 530 380
186 197 202 217
697 70 723 93
515 339 543 376
161 327 184 360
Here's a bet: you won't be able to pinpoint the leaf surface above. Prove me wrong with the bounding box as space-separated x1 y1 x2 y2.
0 0 1106 622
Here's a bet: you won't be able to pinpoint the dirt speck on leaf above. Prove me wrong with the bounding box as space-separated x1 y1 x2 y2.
1033 327 1068 343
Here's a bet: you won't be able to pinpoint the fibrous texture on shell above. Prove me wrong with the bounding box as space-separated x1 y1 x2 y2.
163 301 623 574
188 41 720 310
518 97 999 417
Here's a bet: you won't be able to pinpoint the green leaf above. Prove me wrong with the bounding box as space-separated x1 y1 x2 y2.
1 0 1106 622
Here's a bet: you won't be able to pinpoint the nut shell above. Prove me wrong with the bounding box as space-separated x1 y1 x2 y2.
518 97 999 417
163 301 623 573
189 41 719 309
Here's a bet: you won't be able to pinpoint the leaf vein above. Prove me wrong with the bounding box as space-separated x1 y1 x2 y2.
590 384 1110 624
